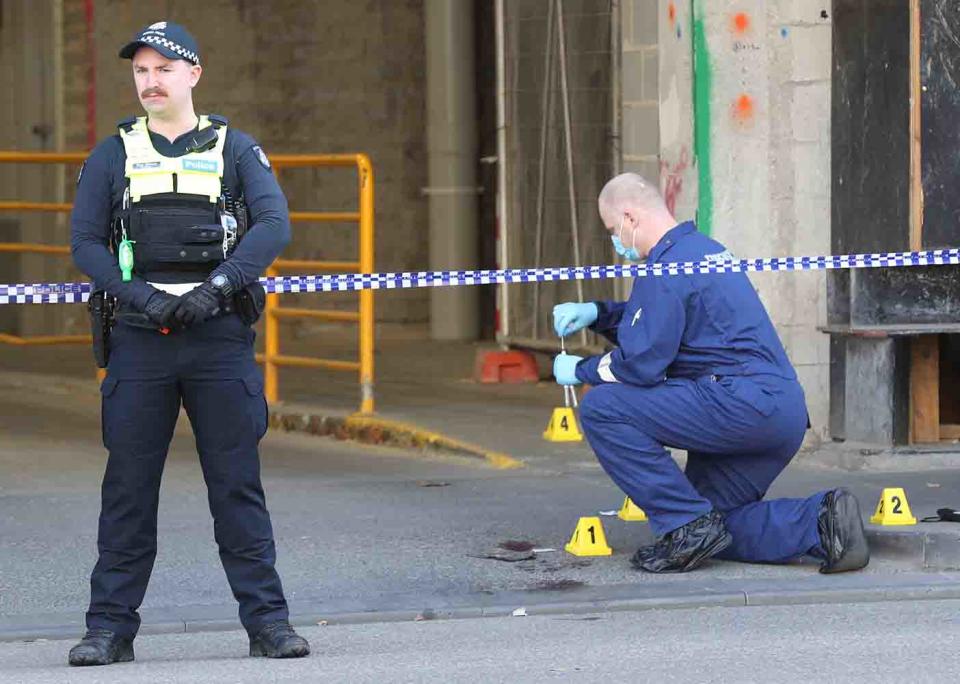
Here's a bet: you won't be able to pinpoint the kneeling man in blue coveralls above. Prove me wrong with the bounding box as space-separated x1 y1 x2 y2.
552 173 870 574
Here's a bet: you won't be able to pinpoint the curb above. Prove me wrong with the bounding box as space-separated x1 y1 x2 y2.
269 407 524 470
796 441 960 472
866 527 960 570
4 573 960 643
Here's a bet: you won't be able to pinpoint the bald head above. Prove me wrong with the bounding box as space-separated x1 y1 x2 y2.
597 173 677 259
598 173 667 223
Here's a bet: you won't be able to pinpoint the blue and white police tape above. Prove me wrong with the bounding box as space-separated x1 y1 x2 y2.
1 247 958 305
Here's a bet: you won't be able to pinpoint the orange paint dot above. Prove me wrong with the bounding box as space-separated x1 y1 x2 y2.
668 2 676 25
733 12 750 33
733 94 754 122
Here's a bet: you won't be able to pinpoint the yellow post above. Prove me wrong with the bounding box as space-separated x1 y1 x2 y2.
0 243 71 254
0 151 376 412
357 154 376 414
0 151 87 163
263 264 280 404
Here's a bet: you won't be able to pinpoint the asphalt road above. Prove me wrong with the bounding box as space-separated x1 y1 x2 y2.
2 599 959 683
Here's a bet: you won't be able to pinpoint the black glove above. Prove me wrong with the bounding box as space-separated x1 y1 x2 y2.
143 291 181 329
174 281 225 327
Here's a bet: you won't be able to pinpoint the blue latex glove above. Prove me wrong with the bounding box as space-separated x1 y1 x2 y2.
553 354 584 386
553 302 598 337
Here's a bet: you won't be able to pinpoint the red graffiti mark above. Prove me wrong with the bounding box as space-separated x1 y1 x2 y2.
732 12 750 34
733 94 754 123
668 2 676 26
659 147 690 215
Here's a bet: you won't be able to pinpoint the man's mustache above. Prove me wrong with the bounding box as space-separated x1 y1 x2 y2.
141 88 167 98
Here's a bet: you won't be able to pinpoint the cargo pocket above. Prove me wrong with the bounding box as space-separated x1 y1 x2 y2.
722 377 777 417
100 376 120 448
241 372 268 441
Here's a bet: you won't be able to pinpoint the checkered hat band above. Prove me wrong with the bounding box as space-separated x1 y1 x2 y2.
141 35 199 64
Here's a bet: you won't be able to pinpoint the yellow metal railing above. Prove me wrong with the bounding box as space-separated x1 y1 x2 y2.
0 151 376 414
261 154 375 414
0 152 90 348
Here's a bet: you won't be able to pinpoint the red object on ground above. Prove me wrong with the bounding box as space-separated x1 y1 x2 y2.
475 350 539 384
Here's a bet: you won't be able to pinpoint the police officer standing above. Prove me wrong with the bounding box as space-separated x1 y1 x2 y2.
68 21 309 665
553 173 870 575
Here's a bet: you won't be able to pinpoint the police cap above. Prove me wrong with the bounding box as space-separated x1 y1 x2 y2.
118 21 201 65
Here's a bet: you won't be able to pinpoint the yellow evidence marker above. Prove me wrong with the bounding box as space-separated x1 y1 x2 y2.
546 341 584 442
565 516 613 556
617 496 648 522
543 407 583 442
869 487 917 526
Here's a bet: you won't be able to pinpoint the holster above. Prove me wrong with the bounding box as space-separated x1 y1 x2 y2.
87 290 116 368
232 281 266 326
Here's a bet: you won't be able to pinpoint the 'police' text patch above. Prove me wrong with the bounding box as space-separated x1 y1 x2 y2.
182 159 219 173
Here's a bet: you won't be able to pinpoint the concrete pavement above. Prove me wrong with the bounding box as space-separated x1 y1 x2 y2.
3 328 960 645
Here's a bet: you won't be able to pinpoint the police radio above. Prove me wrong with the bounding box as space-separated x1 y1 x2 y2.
184 126 219 154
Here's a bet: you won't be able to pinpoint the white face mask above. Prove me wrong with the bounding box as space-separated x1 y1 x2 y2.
611 216 641 261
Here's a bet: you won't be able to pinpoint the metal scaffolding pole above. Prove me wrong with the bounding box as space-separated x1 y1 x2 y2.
555 0 587 347
494 0 511 343
532 0 556 340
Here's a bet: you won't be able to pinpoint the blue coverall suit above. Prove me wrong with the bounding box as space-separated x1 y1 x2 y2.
576 221 825 563
70 124 291 638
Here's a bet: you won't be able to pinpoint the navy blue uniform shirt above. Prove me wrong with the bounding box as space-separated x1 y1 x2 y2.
71 122 291 311
576 221 797 386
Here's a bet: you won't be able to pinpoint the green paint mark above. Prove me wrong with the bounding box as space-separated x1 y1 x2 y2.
691 1 713 236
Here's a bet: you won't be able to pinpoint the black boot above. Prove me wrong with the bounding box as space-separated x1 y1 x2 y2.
818 488 870 574
630 537 668 568
631 511 732 573
249 621 310 658
68 629 134 666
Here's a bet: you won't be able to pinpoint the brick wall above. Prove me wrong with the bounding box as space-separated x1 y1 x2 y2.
621 0 660 184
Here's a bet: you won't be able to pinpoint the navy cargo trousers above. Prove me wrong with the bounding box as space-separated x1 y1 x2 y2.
579 374 827 563
86 313 288 638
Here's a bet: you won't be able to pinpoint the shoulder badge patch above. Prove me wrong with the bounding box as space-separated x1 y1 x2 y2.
704 249 736 263
252 145 271 169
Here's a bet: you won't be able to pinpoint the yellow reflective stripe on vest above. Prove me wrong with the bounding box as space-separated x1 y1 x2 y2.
119 115 227 203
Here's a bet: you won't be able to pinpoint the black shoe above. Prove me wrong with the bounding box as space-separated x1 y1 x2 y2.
630 511 732 573
250 621 310 658
630 535 669 567
68 629 134 666
818 488 870 574
630 541 660 566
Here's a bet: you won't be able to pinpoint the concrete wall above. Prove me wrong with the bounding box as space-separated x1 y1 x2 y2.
636 0 832 441
6 0 835 437
621 0 661 186
54 0 430 324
